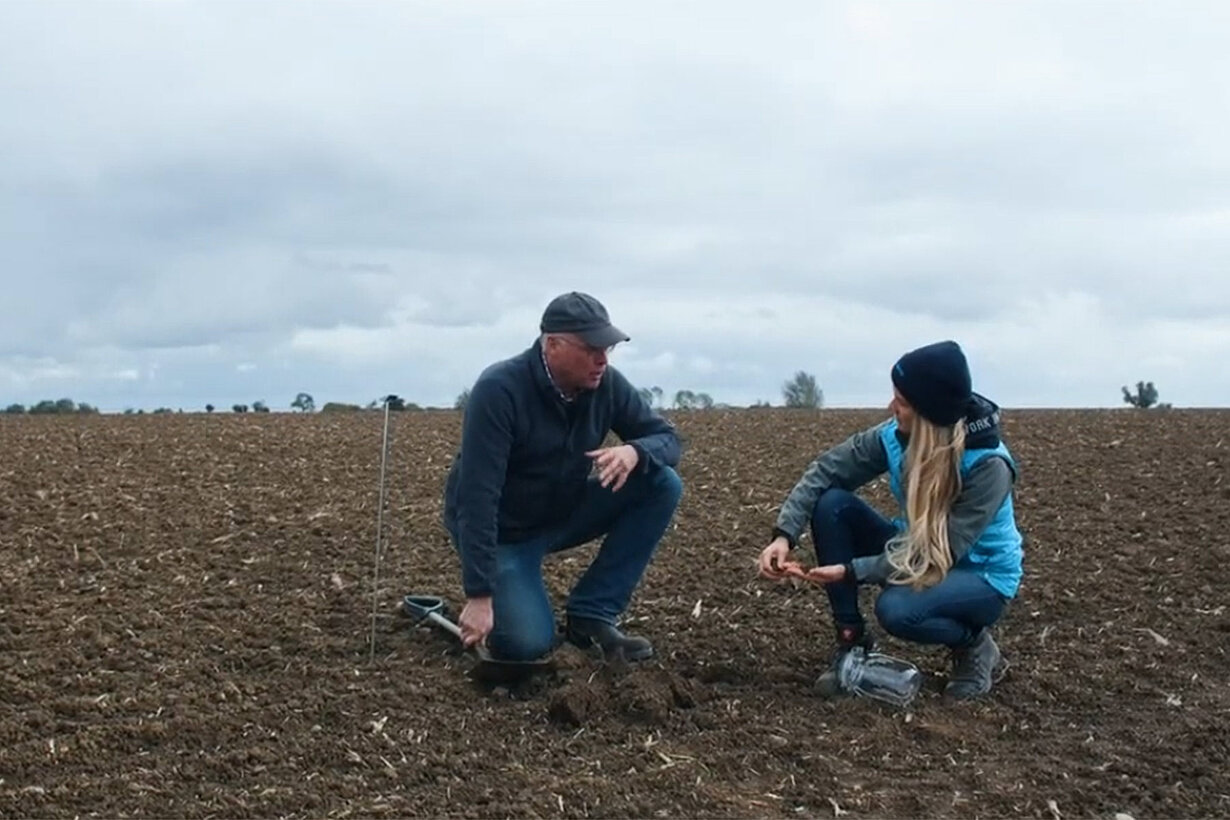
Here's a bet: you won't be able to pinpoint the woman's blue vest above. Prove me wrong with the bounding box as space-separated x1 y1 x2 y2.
879 420 1023 598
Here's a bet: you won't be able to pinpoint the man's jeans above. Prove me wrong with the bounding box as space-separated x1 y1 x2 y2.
449 466 683 661
810 489 1007 648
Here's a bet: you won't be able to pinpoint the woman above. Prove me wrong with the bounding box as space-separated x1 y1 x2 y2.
758 340 1024 700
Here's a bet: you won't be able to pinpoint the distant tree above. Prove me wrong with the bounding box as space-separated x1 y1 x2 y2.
694 392 715 410
291 392 315 412
233 404 249 413
455 388 471 410
636 386 665 408
673 389 697 410
4 403 25 414
23 397 97 414
782 371 823 409
205 404 215 413
750 399 772 409
252 401 270 413
153 407 173 414
321 402 362 413
1122 381 1160 409
384 394 406 411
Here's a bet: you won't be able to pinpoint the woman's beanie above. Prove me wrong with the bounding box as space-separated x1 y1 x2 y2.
890 340 972 426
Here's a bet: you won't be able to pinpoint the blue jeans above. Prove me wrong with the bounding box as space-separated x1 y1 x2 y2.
811 489 1006 648
449 466 683 661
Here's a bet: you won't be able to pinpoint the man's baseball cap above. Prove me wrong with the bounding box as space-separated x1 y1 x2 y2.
540 292 630 348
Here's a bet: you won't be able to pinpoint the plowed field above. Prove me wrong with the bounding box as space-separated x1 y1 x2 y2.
2 409 1227 818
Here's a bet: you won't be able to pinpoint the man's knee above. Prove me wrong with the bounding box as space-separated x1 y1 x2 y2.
627 465 683 509
650 466 684 505
489 619 556 662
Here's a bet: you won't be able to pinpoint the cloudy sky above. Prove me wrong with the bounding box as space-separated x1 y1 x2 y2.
2 1 1227 411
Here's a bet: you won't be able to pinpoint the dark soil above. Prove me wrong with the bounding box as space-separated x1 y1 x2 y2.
2 409 1227 818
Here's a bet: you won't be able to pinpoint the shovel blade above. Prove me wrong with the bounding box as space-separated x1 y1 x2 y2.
402 594 554 683
469 643 555 684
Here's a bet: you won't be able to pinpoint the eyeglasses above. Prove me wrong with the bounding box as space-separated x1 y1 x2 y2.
555 336 614 356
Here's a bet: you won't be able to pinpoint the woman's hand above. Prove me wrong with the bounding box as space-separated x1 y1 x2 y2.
805 564 848 585
759 540 850 586
757 536 794 580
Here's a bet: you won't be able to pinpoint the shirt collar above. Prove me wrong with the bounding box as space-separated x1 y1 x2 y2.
539 345 575 403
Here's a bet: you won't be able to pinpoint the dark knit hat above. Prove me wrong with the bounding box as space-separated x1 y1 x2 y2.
890 340 972 426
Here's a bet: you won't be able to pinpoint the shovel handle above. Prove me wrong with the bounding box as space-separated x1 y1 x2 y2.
423 610 462 640
405 597 496 660
417 606 550 677
424 611 497 662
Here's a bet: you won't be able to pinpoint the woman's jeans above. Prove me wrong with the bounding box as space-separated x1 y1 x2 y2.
810 489 1007 648
448 466 683 661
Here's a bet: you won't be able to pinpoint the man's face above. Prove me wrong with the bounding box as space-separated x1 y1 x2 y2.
544 333 611 392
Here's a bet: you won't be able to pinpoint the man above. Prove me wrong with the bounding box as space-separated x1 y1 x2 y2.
443 291 684 662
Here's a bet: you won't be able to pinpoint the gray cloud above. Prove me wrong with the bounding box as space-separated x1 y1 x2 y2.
1 1 1227 410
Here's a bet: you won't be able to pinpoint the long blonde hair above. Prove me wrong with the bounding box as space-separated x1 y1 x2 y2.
886 417 967 589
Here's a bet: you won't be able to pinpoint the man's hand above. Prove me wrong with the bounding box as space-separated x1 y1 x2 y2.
805 564 848 585
458 597 493 647
586 444 640 492
757 536 795 580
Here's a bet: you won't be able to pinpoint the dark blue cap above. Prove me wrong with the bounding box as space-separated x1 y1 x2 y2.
540 292 630 348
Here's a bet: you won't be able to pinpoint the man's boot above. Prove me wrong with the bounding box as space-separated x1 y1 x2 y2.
944 629 1005 700
815 623 876 698
564 616 654 662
